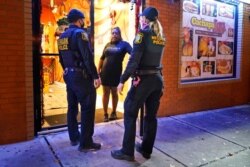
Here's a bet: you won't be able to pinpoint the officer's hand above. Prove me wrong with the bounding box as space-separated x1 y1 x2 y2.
117 83 124 95
94 79 101 89
132 76 141 87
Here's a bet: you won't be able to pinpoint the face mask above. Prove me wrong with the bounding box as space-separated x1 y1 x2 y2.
79 19 85 29
139 17 148 30
140 22 148 30
80 22 85 29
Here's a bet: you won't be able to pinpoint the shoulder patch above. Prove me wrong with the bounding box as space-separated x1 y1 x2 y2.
81 32 89 41
134 33 143 44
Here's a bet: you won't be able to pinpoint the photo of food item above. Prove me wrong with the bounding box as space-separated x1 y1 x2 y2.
197 36 216 59
218 4 234 19
183 0 200 14
218 41 233 55
228 28 234 37
216 59 232 74
182 27 193 56
202 2 217 17
181 61 201 78
203 61 215 74
213 20 226 35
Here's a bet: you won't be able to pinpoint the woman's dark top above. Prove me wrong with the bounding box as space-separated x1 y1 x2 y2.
100 41 132 86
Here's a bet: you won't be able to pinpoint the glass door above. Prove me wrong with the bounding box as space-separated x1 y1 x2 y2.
39 0 136 130
40 0 92 129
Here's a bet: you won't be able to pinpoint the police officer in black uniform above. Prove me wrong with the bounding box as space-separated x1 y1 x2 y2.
57 9 101 152
111 7 166 161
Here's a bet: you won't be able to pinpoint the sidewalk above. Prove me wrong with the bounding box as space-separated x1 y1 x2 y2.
1 105 250 167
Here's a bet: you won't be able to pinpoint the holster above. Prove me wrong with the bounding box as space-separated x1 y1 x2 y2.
82 70 89 79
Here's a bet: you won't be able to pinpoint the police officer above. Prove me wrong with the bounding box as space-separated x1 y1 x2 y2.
111 7 166 161
57 9 101 152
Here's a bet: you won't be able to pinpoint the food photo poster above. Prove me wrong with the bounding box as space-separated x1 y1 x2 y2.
180 0 236 82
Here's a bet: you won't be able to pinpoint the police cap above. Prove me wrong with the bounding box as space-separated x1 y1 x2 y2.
67 9 85 23
139 7 158 21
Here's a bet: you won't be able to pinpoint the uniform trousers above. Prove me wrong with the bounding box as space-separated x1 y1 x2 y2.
63 70 96 147
121 73 163 156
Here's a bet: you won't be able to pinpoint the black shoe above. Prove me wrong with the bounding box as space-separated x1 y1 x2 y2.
135 142 151 159
104 113 109 122
78 142 101 152
70 140 79 146
111 149 134 161
109 112 117 120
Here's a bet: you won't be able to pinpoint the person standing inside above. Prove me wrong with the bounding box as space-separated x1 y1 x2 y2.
57 9 101 152
97 27 132 122
111 7 166 161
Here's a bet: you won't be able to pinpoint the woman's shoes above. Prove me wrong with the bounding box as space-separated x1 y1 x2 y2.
109 112 117 120
104 113 109 122
104 112 117 122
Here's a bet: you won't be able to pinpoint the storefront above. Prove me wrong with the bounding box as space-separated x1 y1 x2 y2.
0 0 249 144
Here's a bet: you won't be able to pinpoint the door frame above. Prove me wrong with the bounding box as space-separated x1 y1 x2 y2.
32 0 95 134
32 0 42 135
32 0 143 135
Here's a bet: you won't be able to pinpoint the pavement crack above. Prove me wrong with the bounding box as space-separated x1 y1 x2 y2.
43 136 64 167
154 145 189 167
197 148 247 167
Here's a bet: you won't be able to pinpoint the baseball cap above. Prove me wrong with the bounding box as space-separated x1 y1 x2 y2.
67 9 85 23
139 7 158 21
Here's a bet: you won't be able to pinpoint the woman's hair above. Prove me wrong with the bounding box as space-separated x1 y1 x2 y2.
149 19 165 40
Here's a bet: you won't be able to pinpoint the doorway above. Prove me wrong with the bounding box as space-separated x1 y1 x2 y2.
35 0 137 131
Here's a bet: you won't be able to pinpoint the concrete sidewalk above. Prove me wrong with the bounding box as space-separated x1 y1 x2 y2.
1 105 250 167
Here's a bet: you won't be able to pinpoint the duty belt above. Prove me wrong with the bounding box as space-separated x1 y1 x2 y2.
64 67 89 79
65 67 83 72
136 69 161 75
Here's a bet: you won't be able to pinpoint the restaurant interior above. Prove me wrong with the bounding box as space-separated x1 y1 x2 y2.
40 0 136 129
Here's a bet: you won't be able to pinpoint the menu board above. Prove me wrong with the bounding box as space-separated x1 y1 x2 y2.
180 0 236 82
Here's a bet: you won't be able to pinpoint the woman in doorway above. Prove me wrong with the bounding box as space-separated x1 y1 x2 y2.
98 27 132 122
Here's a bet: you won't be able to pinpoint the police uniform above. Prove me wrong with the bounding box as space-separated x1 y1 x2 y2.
58 9 99 149
112 7 166 159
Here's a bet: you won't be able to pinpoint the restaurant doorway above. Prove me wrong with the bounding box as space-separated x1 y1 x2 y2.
36 0 137 131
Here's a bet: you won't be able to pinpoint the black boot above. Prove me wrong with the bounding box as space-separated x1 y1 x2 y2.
135 142 151 159
111 149 134 161
78 142 101 152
